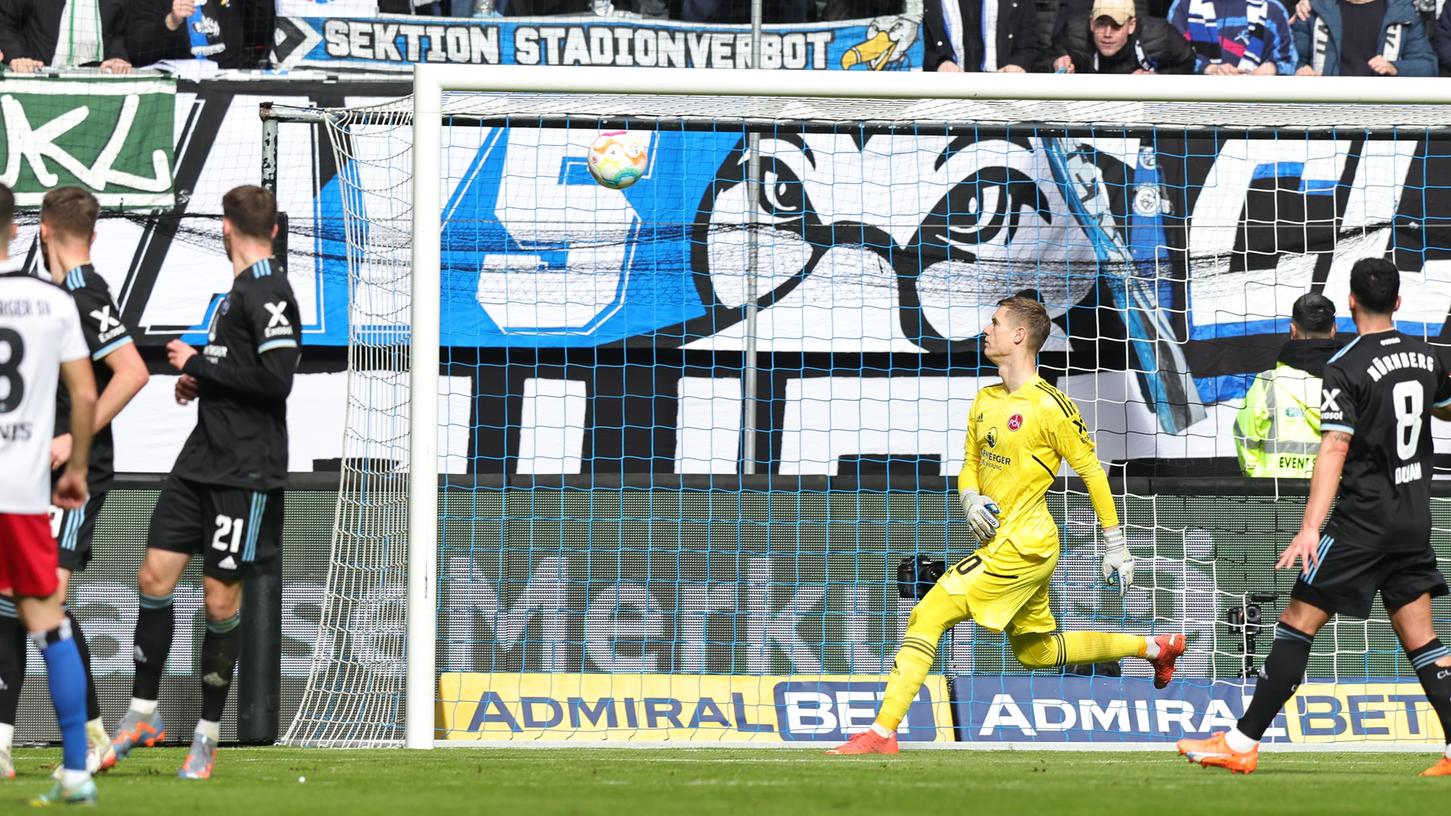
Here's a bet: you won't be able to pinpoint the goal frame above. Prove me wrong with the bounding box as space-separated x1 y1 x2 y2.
405 65 1451 749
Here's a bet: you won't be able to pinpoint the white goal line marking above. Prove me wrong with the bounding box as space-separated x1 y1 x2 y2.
433 741 1445 753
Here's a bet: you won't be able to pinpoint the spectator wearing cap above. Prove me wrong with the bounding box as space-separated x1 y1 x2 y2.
1234 293 1341 479
1292 0 1435 76
922 0 1045 72
1166 0 1298 74
0 0 130 73
1049 0 1171 47
1053 0 1197 72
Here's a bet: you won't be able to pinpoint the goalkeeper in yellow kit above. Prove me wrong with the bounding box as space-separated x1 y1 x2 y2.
828 295 1187 755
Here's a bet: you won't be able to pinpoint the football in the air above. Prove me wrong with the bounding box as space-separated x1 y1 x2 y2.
587 131 648 190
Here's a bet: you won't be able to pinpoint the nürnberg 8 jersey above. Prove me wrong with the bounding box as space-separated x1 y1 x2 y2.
1319 330 1451 551
0 269 89 514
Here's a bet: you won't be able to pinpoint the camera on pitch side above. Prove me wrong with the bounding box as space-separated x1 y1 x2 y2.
1225 591 1279 678
896 555 946 600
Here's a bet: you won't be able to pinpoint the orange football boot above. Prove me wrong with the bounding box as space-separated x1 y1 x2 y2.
1177 732 1259 775
1151 634 1187 689
825 729 899 755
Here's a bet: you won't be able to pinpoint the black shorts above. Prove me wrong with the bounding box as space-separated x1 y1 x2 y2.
147 477 283 581
1291 532 1449 619
49 491 107 573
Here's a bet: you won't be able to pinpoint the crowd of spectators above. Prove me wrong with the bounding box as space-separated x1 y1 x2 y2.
916 0 1444 74
381 0 902 21
0 0 273 71
385 0 1451 76
5 0 1451 73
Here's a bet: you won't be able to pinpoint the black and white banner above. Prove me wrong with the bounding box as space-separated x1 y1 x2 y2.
272 14 923 70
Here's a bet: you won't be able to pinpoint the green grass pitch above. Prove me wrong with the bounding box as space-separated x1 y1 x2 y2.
10 747 1448 814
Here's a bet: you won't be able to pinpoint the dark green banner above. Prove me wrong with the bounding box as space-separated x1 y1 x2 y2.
0 77 175 208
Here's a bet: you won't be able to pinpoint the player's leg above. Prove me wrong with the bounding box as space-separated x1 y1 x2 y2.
827 550 982 755
54 491 112 773
1380 549 1451 776
1232 599 1329 740
1001 567 1185 685
112 478 205 760
1180 534 1377 774
830 543 1061 755
878 584 966 730
179 487 282 780
1005 627 1184 684
0 498 111 780
825 581 967 755
1189 537 1427 774
110 547 189 759
0 590 23 780
0 507 64 777
1388 595 1451 776
961 537 1183 683
1178 596 1332 773
2 513 97 805
16 592 97 805
179 575 242 780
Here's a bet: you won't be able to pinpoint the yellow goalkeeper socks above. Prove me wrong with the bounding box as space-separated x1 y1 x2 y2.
1061 631 1149 663
876 634 939 732
1008 631 1147 670
874 585 966 732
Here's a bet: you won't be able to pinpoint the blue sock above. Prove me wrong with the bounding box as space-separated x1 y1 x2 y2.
32 620 88 772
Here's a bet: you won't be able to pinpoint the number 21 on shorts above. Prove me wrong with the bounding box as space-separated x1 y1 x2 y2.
212 514 243 553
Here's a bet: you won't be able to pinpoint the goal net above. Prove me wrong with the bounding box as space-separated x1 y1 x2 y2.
282 68 1451 749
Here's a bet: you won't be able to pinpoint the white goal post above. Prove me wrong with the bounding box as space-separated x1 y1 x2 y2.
379 66 1451 750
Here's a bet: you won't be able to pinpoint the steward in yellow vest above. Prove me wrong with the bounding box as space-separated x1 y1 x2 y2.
1235 293 1341 478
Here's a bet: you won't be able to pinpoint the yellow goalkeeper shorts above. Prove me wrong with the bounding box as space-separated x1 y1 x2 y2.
935 536 1059 635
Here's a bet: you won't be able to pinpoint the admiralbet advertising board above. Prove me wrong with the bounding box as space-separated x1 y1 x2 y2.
437 674 954 743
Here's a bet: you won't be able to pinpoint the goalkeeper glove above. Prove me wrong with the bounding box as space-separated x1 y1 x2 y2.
959 490 1001 543
1100 526 1134 597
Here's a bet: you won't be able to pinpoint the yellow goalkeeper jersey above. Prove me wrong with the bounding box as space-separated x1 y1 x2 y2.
958 374 1119 557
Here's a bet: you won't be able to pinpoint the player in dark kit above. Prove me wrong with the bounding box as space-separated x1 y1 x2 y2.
1178 259 1451 776
108 186 300 780
0 187 149 781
